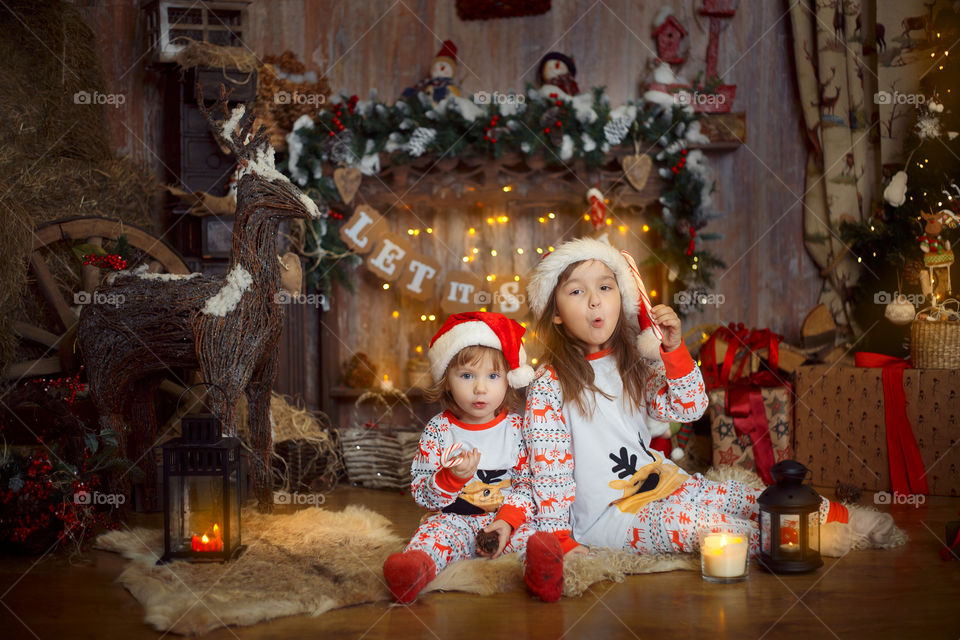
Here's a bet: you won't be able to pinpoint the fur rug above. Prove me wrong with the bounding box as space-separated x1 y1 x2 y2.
94 466 904 635
95 505 695 635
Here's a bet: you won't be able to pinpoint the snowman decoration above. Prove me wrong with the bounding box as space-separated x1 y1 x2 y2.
402 40 461 105
537 51 580 98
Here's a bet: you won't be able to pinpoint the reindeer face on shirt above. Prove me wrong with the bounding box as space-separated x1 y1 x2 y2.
460 469 511 512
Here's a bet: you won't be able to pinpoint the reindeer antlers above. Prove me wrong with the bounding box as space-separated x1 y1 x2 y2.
196 83 270 162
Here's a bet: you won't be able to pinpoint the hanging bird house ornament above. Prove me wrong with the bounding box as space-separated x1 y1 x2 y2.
757 460 823 574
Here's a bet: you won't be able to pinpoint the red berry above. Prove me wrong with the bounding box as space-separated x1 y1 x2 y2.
544 127 550 134
555 121 562 127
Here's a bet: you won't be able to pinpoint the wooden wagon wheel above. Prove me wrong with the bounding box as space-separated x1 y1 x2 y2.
6 217 191 394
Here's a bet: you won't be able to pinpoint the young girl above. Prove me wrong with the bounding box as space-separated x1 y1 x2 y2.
520 237 901 601
383 312 538 603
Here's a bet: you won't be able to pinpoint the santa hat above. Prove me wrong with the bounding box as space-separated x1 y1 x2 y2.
434 40 458 68
526 237 662 359
429 311 535 388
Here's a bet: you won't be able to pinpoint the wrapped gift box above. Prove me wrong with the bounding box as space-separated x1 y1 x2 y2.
794 364 960 496
708 386 794 483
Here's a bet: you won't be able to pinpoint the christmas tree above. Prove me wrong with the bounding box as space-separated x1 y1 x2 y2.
841 7 960 355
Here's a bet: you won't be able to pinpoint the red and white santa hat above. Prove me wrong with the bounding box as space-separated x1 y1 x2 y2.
429 311 535 388
526 236 663 359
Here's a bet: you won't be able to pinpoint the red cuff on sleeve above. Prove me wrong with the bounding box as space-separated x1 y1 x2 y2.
495 504 525 530
435 467 469 493
660 341 696 379
554 530 580 554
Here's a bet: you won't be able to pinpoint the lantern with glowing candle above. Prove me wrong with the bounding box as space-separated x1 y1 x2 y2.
159 384 246 564
757 460 823 573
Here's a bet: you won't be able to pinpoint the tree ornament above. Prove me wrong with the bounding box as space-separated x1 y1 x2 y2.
884 294 916 325
586 188 607 229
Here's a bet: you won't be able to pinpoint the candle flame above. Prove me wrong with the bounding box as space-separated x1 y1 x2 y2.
201 534 209 543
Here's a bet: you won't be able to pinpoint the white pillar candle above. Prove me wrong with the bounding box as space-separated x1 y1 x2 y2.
701 533 749 578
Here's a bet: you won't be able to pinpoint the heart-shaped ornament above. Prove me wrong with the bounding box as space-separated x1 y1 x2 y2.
334 167 362 204
622 154 652 192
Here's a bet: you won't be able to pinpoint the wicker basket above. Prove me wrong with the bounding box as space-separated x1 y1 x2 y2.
911 319 960 369
338 389 422 490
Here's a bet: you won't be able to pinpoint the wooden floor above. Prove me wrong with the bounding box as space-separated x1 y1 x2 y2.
1 485 959 640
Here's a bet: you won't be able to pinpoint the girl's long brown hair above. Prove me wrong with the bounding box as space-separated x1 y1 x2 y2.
534 261 649 416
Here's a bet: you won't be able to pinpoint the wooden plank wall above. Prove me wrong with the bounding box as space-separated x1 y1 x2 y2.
75 0 820 414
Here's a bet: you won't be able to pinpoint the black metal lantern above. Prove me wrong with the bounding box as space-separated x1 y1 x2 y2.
757 460 823 573
159 385 246 564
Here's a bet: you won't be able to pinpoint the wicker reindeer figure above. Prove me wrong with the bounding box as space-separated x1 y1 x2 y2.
77 94 322 511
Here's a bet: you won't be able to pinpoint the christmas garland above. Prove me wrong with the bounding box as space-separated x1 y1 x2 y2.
281 86 724 309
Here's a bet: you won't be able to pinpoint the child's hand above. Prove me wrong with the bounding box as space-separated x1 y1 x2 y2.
650 304 682 352
450 448 481 480
567 544 590 557
477 519 512 558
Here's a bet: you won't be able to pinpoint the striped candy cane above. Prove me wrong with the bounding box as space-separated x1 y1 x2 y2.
621 250 663 341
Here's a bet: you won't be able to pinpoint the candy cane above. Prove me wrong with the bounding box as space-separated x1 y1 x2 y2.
440 442 463 468
621 250 663 340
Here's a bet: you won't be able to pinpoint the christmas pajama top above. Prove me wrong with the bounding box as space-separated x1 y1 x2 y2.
410 410 533 529
523 343 709 552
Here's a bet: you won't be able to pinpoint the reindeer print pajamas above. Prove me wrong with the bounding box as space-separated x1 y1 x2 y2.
404 411 537 572
523 343 840 556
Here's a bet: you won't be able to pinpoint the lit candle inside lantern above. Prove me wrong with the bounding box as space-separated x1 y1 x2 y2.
701 533 749 579
191 524 223 552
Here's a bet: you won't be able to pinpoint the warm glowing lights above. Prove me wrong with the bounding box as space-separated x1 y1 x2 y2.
392 310 399 319
468 227 476 235
642 224 650 232
502 185 512 192
382 283 390 290
517 248 524 254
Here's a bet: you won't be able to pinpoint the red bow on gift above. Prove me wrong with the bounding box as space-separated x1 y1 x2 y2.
854 353 929 497
702 325 789 485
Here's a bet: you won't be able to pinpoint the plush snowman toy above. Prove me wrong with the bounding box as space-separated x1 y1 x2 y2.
403 40 461 105
538 51 579 98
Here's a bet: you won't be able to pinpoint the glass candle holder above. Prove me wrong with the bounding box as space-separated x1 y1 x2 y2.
699 525 750 583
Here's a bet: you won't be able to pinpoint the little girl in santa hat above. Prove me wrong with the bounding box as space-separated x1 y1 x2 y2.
519 237 903 602
383 311 539 603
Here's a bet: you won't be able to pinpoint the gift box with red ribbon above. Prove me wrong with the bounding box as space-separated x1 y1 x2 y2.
794 360 960 496
702 324 794 485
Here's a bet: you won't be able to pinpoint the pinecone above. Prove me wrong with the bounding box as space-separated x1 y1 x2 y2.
476 529 500 555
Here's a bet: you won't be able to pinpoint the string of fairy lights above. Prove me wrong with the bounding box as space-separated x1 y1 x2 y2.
381 196 660 342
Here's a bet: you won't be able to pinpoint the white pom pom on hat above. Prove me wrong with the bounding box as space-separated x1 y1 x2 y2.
526 236 662 359
429 311 535 388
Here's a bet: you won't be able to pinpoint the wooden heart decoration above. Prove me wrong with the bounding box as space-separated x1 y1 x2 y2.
622 154 652 192
334 167 362 204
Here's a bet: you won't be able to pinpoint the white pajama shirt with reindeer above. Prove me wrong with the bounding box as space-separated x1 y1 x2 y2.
405 410 537 572
524 343 776 556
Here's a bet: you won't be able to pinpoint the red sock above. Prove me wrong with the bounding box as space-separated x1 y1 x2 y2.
524 532 564 602
826 501 849 524
383 550 436 604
